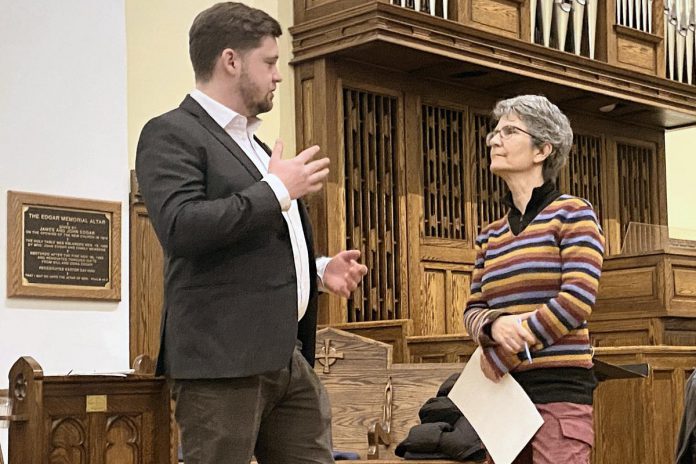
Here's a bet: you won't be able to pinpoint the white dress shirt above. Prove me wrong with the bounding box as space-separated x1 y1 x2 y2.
190 89 329 321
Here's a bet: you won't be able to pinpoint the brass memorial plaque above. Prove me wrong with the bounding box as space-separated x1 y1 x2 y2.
86 395 107 413
23 206 111 287
7 191 121 300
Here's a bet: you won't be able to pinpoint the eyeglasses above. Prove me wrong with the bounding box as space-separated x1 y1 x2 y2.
485 125 539 146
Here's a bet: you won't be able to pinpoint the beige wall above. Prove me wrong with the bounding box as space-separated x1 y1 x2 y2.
666 127 696 238
126 0 296 168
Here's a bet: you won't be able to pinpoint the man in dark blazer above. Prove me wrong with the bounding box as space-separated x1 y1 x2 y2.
135 3 367 463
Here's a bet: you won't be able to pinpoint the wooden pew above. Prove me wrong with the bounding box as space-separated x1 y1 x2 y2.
592 345 696 464
317 328 696 464
315 328 482 463
6 355 174 464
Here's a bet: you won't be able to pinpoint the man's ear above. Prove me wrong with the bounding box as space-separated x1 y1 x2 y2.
219 48 240 76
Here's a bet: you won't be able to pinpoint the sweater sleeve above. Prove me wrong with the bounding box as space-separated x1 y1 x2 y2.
463 231 508 347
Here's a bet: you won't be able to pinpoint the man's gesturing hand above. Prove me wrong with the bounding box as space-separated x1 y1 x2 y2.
268 140 330 199
322 250 368 298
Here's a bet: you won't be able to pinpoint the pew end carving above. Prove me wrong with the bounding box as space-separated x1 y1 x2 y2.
367 377 394 459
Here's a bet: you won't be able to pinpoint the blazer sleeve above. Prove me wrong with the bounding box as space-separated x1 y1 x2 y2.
135 116 281 258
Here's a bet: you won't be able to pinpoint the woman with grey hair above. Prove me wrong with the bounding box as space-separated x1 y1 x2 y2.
463 95 605 463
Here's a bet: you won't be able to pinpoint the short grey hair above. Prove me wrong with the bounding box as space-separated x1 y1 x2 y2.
491 95 573 183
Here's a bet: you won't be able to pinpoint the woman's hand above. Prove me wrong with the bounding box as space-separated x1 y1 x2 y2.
490 312 538 355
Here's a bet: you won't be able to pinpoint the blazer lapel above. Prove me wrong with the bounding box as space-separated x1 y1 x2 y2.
256 136 317 274
179 95 263 181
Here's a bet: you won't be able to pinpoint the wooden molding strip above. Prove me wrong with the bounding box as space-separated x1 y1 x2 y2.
290 2 696 118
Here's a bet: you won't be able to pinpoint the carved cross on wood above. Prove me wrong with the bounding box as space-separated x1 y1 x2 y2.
316 339 344 374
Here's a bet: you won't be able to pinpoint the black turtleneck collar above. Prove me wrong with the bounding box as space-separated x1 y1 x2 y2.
502 181 561 235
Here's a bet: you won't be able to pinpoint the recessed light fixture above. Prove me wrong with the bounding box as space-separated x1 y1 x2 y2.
599 103 617 113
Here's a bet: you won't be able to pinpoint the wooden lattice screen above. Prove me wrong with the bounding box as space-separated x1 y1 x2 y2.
617 142 658 251
562 134 604 222
343 89 402 322
471 113 508 233
422 105 467 240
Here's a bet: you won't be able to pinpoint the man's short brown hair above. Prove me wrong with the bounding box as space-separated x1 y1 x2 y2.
189 2 282 82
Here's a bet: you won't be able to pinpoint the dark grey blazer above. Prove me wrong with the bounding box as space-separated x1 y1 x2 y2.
136 95 318 379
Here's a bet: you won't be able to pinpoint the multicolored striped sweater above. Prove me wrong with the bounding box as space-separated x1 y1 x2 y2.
463 194 605 383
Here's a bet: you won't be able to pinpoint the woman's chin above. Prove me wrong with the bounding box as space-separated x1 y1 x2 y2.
489 163 506 175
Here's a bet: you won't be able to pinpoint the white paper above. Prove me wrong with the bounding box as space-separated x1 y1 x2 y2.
448 348 543 464
66 369 134 377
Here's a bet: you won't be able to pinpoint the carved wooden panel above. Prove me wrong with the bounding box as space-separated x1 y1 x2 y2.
590 319 654 346
591 318 696 347
407 334 477 363
464 0 523 38
50 417 87 464
419 267 446 335
422 104 467 240
616 141 658 251
560 133 604 222
129 203 164 366
597 267 657 302
418 264 471 336
593 376 647 461
449 271 471 334
594 257 663 320
343 88 402 322
667 258 696 315
663 318 696 345
105 415 140 464
469 0 521 38
674 267 696 298
651 368 681 459
616 32 658 73
470 112 507 234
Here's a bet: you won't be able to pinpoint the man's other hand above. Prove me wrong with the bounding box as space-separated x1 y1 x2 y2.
322 250 368 298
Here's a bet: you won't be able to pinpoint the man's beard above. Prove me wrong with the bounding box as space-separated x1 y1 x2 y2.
240 70 272 116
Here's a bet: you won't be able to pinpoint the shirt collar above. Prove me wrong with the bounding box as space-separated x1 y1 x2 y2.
502 180 557 214
189 88 262 135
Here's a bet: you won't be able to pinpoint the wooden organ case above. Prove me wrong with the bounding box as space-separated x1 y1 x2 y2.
289 1 696 462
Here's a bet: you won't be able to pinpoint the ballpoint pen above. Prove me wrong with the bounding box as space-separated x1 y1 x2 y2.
519 318 533 364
